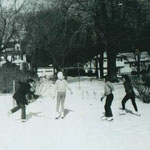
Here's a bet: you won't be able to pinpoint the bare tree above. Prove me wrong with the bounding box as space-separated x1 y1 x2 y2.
0 0 26 53
22 0 89 71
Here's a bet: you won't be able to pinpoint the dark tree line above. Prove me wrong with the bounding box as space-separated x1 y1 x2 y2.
2 0 150 80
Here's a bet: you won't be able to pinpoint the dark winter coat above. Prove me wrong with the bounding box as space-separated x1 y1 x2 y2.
13 82 32 105
124 81 134 94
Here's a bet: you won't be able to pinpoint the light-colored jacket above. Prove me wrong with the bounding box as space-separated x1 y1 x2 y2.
104 81 114 96
55 79 70 92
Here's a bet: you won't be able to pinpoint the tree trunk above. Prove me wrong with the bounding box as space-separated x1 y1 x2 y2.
99 51 104 78
107 49 118 82
137 54 140 77
95 56 98 78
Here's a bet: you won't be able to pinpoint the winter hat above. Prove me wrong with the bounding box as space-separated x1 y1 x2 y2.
57 72 64 80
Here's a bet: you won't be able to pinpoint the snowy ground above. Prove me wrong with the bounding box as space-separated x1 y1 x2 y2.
0 77 150 150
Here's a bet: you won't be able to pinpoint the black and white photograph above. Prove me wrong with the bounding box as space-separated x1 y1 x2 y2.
0 0 150 150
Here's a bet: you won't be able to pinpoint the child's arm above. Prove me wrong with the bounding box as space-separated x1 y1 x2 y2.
108 82 114 91
66 80 73 94
53 81 57 99
68 86 73 94
100 84 106 101
100 94 105 101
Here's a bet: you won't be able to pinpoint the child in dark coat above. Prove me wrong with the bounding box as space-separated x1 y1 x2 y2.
9 79 35 122
121 75 140 116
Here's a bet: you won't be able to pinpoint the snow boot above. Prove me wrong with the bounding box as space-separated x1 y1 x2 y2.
55 112 60 119
107 117 114 121
21 119 27 122
134 111 141 116
120 110 126 115
101 116 108 121
61 112 64 119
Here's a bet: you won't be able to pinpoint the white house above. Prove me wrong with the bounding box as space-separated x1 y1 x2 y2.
119 52 150 74
84 51 150 76
37 66 55 78
0 41 29 70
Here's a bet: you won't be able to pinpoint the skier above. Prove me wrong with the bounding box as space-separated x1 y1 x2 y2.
54 72 73 119
101 75 114 121
8 79 35 122
121 75 141 116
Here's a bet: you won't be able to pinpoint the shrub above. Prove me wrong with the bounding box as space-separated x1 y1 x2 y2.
0 63 31 93
131 76 150 103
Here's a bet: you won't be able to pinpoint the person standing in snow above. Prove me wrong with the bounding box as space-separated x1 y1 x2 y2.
121 75 140 116
9 79 35 122
101 75 114 121
54 72 73 119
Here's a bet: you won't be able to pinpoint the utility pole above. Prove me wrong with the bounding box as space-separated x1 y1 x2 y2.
77 62 81 90
135 49 140 77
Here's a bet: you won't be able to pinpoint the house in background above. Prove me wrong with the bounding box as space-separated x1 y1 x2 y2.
120 52 150 74
37 65 55 78
84 51 150 77
0 40 29 70
0 40 55 79
103 52 125 75
84 52 125 77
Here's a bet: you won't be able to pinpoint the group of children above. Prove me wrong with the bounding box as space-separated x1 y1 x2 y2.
101 74 141 121
8 72 73 122
8 72 140 122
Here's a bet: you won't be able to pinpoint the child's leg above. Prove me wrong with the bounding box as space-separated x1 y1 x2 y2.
130 94 138 112
60 92 66 117
104 94 113 117
122 94 130 110
20 104 26 119
56 93 61 112
11 105 20 113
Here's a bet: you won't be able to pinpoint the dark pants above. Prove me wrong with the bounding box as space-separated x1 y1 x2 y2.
122 93 138 112
11 103 26 119
104 93 114 117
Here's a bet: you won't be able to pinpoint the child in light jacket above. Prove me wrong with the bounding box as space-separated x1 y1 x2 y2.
101 75 114 121
54 72 73 119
